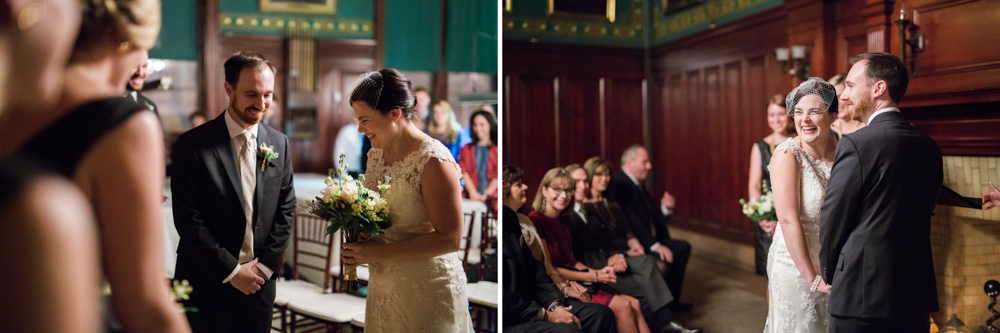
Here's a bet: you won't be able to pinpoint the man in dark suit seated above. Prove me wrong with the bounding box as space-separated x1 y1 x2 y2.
503 205 617 333
610 145 693 312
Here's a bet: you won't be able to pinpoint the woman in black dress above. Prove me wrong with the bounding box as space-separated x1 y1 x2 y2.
0 0 101 331
0 1 191 332
747 94 795 276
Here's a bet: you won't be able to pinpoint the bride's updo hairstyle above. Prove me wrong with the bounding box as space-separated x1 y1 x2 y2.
785 77 839 117
72 0 160 62
349 68 419 121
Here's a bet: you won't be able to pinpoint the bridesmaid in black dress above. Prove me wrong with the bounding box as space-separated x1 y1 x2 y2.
747 94 795 276
0 0 102 331
0 1 191 332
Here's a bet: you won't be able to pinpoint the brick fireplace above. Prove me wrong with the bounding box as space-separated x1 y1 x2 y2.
931 156 1000 327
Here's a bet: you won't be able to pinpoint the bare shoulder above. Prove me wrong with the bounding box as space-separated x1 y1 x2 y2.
3 176 96 244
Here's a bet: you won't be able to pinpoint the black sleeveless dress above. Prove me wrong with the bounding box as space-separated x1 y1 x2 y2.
18 97 147 177
754 140 775 276
17 97 149 333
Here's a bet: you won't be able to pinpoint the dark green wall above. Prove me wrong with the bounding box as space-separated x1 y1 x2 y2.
150 1 497 74
384 0 441 72
502 0 783 47
149 0 198 61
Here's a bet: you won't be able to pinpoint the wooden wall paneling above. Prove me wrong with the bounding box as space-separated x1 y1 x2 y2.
905 101 1000 156
559 77 603 166
604 78 646 168
861 0 894 53
518 76 560 204
897 0 1000 108
198 0 220 119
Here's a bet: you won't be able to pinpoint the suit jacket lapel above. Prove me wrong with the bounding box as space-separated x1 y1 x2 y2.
211 114 248 216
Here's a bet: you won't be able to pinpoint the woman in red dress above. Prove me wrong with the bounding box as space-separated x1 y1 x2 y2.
457 110 498 212
529 167 651 333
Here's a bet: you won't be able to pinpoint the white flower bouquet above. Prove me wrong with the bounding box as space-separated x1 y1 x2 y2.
300 154 392 292
739 180 777 222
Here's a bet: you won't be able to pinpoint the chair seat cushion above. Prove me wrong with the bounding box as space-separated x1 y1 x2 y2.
287 293 367 323
466 281 498 308
274 280 323 306
350 312 366 328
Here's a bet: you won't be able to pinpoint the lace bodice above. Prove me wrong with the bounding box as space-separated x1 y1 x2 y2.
360 139 471 333
763 138 832 333
363 139 462 243
769 138 831 265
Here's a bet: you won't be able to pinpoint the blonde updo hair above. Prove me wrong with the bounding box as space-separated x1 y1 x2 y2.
72 0 160 61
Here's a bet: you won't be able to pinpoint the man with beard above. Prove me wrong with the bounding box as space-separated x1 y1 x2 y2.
820 53 942 332
171 51 296 332
125 50 158 116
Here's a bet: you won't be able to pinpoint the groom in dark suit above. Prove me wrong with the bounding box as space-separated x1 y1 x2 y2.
172 51 295 333
610 145 693 312
820 53 942 332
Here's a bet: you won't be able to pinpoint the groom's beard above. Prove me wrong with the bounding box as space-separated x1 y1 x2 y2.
851 91 874 123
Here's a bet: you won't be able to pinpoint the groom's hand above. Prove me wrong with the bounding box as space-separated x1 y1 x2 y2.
230 258 265 295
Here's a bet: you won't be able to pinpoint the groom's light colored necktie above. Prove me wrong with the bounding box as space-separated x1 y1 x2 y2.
237 132 256 263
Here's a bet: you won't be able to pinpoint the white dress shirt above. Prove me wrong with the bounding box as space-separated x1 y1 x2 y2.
220 109 274 283
574 202 587 223
867 107 900 125
623 169 671 252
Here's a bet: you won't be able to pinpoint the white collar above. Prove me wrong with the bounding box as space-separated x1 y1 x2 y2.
574 202 583 213
224 108 259 141
866 107 900 125
623 169 641 186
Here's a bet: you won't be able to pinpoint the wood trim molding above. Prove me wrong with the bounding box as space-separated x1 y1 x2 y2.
199 0 221 118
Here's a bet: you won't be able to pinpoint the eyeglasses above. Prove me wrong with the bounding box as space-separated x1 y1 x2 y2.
792 108 827 116
547 185 574 196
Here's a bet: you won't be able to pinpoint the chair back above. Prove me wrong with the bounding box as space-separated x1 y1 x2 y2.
478 204 498 280
291 210 337 292
460 211 479 271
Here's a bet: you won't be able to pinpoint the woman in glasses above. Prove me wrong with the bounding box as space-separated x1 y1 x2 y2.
529 167 651 333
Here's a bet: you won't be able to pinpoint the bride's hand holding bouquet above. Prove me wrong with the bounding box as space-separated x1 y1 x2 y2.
301 154 393 292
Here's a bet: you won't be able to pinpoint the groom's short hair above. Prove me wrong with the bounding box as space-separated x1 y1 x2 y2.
849 53 909 104
224 51 276 87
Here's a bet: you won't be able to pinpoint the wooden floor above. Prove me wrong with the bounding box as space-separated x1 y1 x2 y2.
672 252 769 333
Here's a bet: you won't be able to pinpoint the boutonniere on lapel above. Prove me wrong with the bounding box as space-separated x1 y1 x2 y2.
257 143 278 172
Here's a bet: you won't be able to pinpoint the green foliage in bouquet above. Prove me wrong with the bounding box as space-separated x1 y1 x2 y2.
301 154 392 236
739 180 778 222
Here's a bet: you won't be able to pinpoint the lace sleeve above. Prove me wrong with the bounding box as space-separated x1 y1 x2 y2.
362 148 382 191
418 140 462 180
768 138 801 174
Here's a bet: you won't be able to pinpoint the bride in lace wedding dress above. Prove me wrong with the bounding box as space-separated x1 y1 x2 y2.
341 69 473 332
764 78 839 333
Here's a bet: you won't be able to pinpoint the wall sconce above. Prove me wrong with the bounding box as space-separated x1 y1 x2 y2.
775 45 810 80
894 5 925 70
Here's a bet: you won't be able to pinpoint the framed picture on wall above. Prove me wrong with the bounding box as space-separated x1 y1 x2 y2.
547 0 616 23
260 0 336 15
663 0 702 15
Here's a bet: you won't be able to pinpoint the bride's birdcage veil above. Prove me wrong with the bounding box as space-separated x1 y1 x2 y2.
785 77 839 116
340 69 418 122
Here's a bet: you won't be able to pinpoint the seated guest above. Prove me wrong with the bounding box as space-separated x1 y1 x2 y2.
426 100 463 160
503 196 617 333
503 166 581 302
611 145 694 312
189 110 207 129
531 168 687 333
458 110 499 211
569 163 699 333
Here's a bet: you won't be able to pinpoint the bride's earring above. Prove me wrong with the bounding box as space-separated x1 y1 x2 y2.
17 2 46 31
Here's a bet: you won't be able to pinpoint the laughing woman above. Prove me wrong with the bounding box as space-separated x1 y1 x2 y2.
530 167 653 333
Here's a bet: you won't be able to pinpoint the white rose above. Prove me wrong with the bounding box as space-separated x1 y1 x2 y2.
369 190 381 201
320 187 333 203
341 182 358 204
761 200 772 213
259 144 274 154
